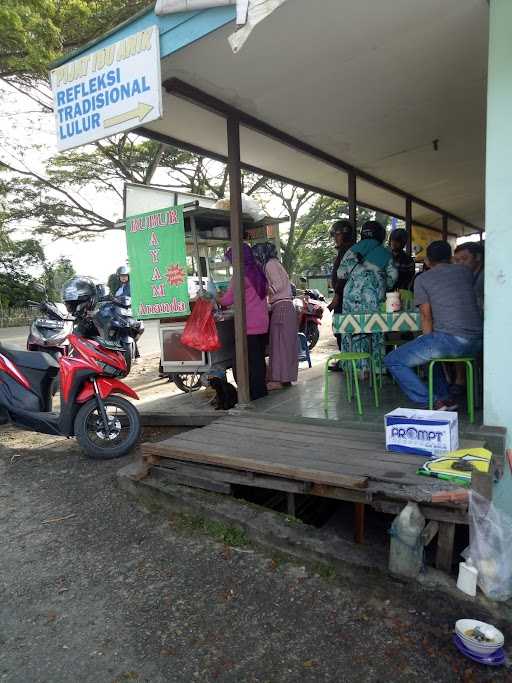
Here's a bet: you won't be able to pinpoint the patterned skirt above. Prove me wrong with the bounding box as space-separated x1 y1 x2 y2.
268 300 299 383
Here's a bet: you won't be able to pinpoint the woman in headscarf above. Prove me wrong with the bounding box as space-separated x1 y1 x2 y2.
253 242 298 390
218 243 269 400
338 221 397 371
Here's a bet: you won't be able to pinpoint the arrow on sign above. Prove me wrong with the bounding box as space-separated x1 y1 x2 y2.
104 102 154 128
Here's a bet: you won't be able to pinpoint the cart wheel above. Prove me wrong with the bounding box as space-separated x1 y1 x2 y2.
172 373 202 393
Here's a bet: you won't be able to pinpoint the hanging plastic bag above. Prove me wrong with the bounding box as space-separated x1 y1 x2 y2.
462 491 512 601
181 298 221 352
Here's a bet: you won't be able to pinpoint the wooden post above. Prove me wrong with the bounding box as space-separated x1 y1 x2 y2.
348 170 357 239
442 214 448 241
405 197 412 257
354 502 365 544
227 116 251 406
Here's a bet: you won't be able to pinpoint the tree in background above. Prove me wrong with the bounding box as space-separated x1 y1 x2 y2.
0 0 152 107
44 256 75 301
0 233 46 307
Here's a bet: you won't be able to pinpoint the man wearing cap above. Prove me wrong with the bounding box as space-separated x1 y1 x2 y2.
384 240 482 410
327 220 354 365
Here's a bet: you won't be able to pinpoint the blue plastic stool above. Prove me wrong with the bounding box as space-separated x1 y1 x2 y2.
297 333 312 368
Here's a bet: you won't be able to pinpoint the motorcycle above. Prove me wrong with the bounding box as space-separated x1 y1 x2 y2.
26 284 74 361
294 288 325 350
76 292 145 374
0 332 141 459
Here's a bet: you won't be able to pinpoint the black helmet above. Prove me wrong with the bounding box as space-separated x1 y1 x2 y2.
330 219 353 239
116 265 129 277
62 276 97 316
360 220 386 244
389 228 408 246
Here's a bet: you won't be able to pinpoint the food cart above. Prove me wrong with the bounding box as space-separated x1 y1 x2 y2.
123 184 284 392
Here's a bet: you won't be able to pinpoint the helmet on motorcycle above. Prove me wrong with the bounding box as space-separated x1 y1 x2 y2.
62 276 97 317
360 220 386 244
116 265 130 277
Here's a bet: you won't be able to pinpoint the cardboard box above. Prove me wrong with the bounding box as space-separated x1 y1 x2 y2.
385 408 459 457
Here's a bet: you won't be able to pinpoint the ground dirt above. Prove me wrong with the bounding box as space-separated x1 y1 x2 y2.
1 423 511 683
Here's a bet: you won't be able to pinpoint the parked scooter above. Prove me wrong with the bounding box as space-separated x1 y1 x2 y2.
61 278 144 374
294 288 325 350
26 284 74 361
0 332 141 459
92 294 144 373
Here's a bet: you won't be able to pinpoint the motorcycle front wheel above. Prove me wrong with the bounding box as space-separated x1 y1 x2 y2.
74 395 141 459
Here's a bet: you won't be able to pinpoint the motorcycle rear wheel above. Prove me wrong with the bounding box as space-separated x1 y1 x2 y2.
305 321 320 350
74 395 141 459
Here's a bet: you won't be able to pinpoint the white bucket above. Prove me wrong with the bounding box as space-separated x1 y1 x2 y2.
457 560 478 597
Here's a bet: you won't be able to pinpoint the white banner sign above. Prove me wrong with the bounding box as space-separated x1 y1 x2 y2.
50 25 162 151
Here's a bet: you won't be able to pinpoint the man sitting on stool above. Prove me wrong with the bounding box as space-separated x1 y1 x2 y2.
384 240 482 410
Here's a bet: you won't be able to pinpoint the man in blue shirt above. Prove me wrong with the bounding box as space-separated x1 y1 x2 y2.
384 241 482 410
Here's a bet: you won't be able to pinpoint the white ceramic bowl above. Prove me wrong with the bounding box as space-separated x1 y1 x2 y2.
455 619 504 655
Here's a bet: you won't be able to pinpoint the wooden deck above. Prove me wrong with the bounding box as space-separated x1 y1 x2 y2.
139 414 492 572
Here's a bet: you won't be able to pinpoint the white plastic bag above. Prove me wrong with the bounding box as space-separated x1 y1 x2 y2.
463 491 512 601
213 194 266 221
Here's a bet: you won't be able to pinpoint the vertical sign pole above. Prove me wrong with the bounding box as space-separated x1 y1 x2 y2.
405 197 413 257
442 214 448 241
227 116 250 406
348 170 357 239
190 215 204 295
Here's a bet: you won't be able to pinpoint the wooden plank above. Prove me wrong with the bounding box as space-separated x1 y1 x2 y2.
436 522 456 572
168 431 446 488
142 441 369 490
310 484 369 504
371 499 467 524
153 467 232 494
147 433 428 487
156 459 313 494
218 416 486 451
205 422 425 466
421 521 439 546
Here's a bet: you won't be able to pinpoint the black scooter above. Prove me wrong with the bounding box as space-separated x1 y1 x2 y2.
77 294 144 373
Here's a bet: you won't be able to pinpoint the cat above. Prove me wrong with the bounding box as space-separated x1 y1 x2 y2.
208 376 238 411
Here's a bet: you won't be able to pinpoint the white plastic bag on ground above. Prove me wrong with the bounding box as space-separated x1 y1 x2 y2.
463 491 512 601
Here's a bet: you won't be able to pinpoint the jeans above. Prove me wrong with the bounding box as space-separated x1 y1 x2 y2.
384 332 482 406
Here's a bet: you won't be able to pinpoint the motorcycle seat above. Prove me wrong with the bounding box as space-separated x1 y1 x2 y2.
0 344 60 371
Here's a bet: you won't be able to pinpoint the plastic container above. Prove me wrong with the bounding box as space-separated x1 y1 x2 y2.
386 291 401 313
388 502 425 579
457 559 478 597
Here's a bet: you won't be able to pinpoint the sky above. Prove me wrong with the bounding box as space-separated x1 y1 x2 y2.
2 85 130 282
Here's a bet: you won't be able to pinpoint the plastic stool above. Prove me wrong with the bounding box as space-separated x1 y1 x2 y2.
324 352 379 416
428 357 475 424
